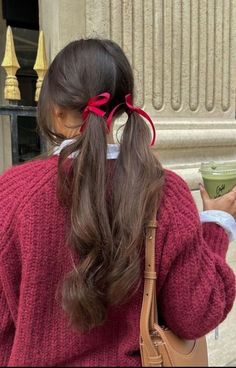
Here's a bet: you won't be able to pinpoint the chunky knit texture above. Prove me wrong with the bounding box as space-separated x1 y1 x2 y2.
0 156 235 367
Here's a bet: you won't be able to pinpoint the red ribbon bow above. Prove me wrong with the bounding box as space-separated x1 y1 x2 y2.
107 94 156 146
81 92 156 146
80 92 111 132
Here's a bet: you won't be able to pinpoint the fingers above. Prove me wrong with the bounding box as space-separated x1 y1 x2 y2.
224 189 236 206
199 183 210 202
222 186 236 201
231 185 236 193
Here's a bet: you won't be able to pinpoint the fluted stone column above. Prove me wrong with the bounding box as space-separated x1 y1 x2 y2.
86 0 236 189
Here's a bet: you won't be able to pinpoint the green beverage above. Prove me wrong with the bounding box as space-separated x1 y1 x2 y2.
200 162 236 199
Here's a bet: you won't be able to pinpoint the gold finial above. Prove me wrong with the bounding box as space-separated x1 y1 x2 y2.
33 31 48 102
1 26 21 101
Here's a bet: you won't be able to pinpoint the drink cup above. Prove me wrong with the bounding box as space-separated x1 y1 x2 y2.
199 162 236 199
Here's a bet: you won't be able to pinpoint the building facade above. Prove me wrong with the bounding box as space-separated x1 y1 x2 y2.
0 0 236 365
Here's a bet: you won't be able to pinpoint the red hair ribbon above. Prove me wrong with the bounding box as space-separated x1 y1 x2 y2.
106 94 156 146
125 94 156 146
80 92 111 132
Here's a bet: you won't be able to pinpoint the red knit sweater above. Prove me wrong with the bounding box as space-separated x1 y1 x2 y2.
0 156 235 367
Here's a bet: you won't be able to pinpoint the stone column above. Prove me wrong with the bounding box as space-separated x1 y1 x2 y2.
85 0 236 189
38 0 86 61
0 0 11 173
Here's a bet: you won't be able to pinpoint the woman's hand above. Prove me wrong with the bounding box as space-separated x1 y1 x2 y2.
199 183 236 218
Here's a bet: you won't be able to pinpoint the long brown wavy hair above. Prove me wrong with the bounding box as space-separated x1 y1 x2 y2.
37 38 164 332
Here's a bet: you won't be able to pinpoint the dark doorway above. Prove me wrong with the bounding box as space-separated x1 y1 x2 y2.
2 0 41 162
2 0 39 30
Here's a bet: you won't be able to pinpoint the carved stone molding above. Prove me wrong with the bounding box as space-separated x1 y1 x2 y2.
86 0 236 118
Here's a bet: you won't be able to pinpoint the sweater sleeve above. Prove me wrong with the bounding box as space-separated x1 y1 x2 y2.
157 171 236 340
0 280 15 366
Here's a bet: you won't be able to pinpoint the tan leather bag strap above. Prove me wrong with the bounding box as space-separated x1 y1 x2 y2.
140 216 162 366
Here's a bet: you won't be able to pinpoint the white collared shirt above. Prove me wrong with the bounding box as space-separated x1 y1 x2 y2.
53 138 120 160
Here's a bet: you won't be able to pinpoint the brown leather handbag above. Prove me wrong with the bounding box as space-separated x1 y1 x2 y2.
139 219 208 367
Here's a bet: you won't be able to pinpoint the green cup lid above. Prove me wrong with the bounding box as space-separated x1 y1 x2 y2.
200 161 236 175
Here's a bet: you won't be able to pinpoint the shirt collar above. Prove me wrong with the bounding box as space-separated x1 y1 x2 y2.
53 138 120 160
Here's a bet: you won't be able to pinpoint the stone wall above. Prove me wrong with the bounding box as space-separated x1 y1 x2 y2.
85 0 236 118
